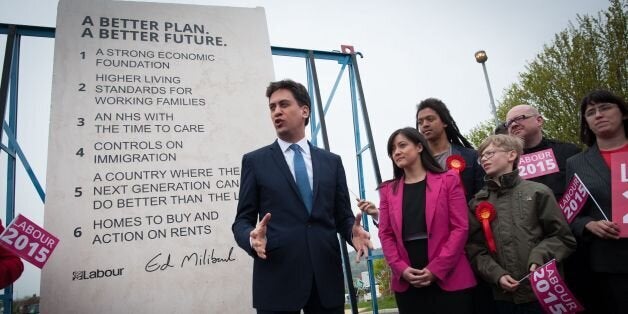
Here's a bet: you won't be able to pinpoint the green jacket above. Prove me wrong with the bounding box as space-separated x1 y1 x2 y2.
466 170 576 304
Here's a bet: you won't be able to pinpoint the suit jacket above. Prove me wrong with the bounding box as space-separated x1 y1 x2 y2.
378 170 476 292
566 144 628 273
452 144 485 202
232 140 355 311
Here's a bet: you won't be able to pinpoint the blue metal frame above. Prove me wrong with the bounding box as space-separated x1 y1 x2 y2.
3 123 46 202
0 25 23 314
313 57 349 137
348 62 380 312
0 24 384 314
0 24 55 38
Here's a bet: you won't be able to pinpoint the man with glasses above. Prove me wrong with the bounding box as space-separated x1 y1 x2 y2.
505 105 580 200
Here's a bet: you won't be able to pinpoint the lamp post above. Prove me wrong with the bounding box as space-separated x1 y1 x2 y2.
474 50 499 127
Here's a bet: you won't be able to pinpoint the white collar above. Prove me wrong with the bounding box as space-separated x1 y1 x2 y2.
277 137 310 154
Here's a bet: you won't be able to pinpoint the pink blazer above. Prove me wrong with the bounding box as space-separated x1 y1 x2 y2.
378 170 476 292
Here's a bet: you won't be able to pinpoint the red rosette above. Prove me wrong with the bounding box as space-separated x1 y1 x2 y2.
447 154 467 195
475 201 497 254
446 154 466 174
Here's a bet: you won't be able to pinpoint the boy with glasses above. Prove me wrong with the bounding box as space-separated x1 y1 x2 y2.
506 105 584 306
466 134 576 314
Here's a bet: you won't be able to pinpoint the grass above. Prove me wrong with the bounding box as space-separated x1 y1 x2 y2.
344 295 396 311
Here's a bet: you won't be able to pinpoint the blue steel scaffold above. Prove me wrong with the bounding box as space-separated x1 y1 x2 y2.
0 23 384 314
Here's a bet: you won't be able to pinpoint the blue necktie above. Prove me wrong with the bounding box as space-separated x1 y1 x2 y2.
290 144 312 213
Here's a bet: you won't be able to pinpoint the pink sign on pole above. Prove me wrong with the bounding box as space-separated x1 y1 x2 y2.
518 148 560 179
530 259 584 313
558 174 589 223
611 152 628 238
0 214 59 268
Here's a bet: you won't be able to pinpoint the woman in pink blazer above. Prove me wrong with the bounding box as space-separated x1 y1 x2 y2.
378 127 476 314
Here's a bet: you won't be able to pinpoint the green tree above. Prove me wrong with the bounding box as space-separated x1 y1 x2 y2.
373 258 392 297
468 0 627 147
468 120 497 147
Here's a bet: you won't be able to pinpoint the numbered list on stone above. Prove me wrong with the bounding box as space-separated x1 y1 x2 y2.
42 1 275 313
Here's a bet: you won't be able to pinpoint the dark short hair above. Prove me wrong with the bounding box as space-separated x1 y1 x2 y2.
416 98 474 148
494 122 508 135
266 79 311 126
383 127 445 193
579 89 627 146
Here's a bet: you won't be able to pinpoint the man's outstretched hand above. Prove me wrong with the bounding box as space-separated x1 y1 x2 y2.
250 213 271 259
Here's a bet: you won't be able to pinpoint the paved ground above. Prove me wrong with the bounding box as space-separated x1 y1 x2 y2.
344 308 399 314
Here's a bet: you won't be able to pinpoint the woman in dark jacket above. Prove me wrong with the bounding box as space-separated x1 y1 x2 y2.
566 89 628 314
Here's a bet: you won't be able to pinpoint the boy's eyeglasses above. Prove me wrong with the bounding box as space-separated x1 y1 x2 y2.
477 150 508 164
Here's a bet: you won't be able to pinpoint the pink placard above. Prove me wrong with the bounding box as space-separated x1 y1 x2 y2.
558 175 589 223
518 148 560 179
0 214 59 268
530 259 584 313
611 152 628 238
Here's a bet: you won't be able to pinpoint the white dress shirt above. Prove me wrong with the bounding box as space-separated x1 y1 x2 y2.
276 137 313 189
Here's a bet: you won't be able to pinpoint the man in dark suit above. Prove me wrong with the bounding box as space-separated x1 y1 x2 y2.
232 79 372 314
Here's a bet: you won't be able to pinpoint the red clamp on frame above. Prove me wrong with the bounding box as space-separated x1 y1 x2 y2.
340 45 355 54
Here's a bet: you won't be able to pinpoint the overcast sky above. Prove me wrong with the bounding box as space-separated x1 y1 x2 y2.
0 0 612 299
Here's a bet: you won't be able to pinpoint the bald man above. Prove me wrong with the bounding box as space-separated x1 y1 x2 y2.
505 104 580 200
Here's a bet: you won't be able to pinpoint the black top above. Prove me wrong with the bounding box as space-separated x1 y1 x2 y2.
452 144 486 202
523 137 581 199
402 180 428 241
